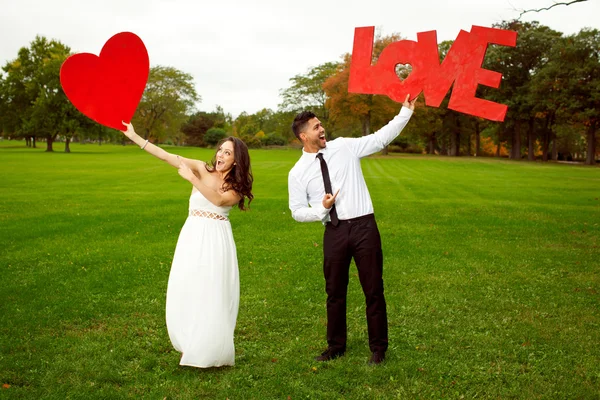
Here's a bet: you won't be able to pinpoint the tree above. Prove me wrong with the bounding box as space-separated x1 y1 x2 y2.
396 97 441 154
132 65 199 142
0 36 87 152
181 112 214 146
483 21 562 160
554 29 600 164
211 105 233 130
323 31 405 148
233 111 261 137
528 35 570 161
76 120 113 146
527 28 600 164
279 62 339 122
264 109 298 142
204 127 227 146
233 108 279 137
181 106 233 147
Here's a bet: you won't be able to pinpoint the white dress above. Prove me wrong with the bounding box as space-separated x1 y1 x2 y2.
166 190 239 368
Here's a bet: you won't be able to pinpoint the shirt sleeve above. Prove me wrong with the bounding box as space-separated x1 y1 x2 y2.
343 107 414 158
288 173 330 223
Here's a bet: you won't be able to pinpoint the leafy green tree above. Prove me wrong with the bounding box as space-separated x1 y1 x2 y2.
75 118 113 146
233 111 260 137
210 105 233 130
132 65 199 142
204 127 227 146
400 97 443 154
261 132 286 146
528 28 600 164
279 62 339 122
483 21 562 160
233 108 280 137
265 110 297 142
181 106 233 147
0 36 83 151
181 112 215 146
528 36 569 161
558 29 599 164
232 108 298 145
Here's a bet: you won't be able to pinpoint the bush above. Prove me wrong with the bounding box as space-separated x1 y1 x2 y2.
261 133 286 146
388 143 424 154
204 128 227 146
391 135 410 150
240 135 262 149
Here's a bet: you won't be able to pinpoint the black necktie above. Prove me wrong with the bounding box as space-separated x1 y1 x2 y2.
316 153 339 226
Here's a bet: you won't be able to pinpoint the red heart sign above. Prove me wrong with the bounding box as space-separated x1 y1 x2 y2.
60 32 149 131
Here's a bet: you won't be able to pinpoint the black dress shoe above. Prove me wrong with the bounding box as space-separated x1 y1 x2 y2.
368 351 385 365
315 348 345 362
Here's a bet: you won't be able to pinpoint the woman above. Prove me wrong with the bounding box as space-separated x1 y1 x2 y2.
121 122 253 368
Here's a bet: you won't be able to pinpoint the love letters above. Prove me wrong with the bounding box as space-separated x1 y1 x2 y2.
348 26 518 121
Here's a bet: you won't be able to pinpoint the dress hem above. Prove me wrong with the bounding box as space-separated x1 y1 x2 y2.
179 360 235 368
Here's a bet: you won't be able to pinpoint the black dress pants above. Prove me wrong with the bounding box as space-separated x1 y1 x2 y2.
322 214 388 354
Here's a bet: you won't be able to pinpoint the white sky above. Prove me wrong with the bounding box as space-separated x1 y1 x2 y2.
1 0 598 118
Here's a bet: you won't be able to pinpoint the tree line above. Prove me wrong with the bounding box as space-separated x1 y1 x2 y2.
0 20 598 164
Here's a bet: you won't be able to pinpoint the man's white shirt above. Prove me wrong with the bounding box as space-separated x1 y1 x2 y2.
288 107 414 224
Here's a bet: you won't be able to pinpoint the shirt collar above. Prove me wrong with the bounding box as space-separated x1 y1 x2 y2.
301 147 326 159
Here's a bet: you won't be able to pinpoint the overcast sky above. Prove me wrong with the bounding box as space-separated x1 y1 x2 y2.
1 0 598 117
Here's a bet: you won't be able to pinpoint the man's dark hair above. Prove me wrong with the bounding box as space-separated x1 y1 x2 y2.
291 111 317 140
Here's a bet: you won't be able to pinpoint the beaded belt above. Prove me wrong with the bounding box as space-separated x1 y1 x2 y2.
189 209 229 221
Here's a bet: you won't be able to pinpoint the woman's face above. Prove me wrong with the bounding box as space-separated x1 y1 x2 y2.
215 140 235 173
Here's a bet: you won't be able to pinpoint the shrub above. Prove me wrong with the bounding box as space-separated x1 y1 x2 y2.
240 135 262 148
261 133 286 146
204 128 227 146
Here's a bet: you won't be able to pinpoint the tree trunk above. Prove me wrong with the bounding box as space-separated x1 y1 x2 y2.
26 137 31 147
552 131 558 161
542 128 550 162
586 121 597 165
65 137 71 153
511 121 521 160
45 136 54 152
528 118 535 161
454 117 461 156
362 113 371 136
32 136 37 148
542 112 555 162
496 141 501 157
467 133 472 156
428 133 437 154
440 140 448 156
473 120 481 157
450 131 460 156
449 133 456 156
473 119 481 157
527 130 535 161
455 131 460 156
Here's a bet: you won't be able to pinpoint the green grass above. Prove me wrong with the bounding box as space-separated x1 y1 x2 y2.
1 140 599 399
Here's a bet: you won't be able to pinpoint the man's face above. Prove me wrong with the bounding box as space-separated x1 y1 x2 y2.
301 117 326 152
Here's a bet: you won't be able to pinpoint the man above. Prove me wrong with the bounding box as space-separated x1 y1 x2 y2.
288 94 417 365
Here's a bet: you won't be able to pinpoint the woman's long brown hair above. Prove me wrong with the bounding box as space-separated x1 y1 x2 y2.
205 137 254 210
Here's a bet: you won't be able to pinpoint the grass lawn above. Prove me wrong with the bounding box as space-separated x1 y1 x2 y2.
1 140 599 399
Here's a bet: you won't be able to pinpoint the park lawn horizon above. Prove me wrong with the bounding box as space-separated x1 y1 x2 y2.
1 141 599 399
